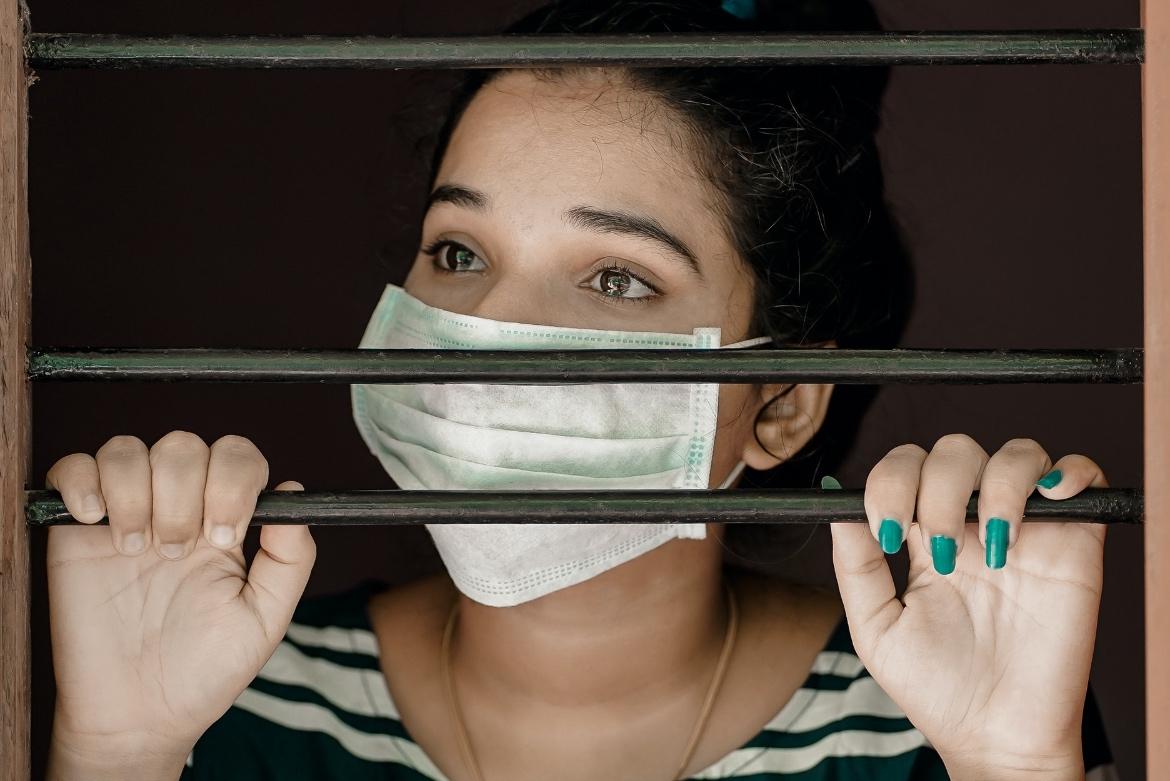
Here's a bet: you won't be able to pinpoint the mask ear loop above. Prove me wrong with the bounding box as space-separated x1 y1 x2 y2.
722 334 775 350
710 334 774 491
716 459 749 489
706 332 772 491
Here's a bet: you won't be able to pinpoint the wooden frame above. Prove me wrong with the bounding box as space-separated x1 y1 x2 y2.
1143 0 1168 775
0 3 1165 778
0 0 31 777
0 0 30 778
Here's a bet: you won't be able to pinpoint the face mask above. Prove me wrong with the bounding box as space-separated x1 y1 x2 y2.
350 283 771 607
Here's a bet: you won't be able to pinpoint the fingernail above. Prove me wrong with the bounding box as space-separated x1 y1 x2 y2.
820 475 842 490
159 543 187 560
930 535 957 575
81 494 104 518
986 518 1010 569
878 518 903 554
1036 469 1063 489
122 532 146 554
210 525 236 548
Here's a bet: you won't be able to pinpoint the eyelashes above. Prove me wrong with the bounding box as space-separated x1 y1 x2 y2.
591 263 659 304
422 239 486 273
419 238 661 305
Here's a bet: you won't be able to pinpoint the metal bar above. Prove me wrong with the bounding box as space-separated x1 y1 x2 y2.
25 488 1144 527
0 0 30 775
26 347 1142 384
24 30 1143 70
1143 0 1169 773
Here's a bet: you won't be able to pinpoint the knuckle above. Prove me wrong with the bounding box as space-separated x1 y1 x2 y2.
46 452 93 483
150 510 201 532
933 432 979 453
887 442 927 460
124 495 155 513
211 435 268 470
212 434 260 458
109 498 153 520
96 435 147 460
205 482 259 512
150 430 209 460
980 473 1023 494
843 554 889 579
1001 437 1043 456
865 471 911 495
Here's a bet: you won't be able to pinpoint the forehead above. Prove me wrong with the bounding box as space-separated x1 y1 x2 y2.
435 69 724 228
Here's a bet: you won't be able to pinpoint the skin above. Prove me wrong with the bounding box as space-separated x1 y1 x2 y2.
45 69 1106 781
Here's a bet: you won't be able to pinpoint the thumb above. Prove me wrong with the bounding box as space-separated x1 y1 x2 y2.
241 480 316 642
824 475 902 655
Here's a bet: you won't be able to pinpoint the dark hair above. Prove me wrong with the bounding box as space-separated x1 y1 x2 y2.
420 0 915 572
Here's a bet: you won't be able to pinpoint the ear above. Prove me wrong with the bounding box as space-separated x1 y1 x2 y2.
740 340 838 471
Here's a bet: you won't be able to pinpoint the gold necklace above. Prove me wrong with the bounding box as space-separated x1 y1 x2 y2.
440 579 739 781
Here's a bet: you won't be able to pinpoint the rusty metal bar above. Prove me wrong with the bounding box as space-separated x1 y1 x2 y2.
23 30 1143 70
1142 0 1168 774
24 487 1144 527
26 347 1143 384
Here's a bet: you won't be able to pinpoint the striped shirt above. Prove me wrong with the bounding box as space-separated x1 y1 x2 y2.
180 578 1119 780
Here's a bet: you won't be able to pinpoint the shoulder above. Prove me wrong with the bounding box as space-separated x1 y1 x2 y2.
182 578 444 780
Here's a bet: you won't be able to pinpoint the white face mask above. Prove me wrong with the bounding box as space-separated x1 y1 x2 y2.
350 283 770 607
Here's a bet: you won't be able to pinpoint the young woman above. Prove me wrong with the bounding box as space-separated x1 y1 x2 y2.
44 1 1118 779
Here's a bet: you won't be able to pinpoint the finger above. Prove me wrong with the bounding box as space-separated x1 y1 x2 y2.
203 435 270 550
830 521 902 651
1033 453 1110 545
1033 453 1111 495
242 481 316 642
45 453 106 525
863 443 928 556
148 430 210 560
824 474 903 650
916 433 989 576
977 437 1052 570
94 436 154 556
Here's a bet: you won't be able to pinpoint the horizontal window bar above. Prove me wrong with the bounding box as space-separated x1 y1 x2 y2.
26 347 1142 384
25 488 1143 526
24 30 1143 70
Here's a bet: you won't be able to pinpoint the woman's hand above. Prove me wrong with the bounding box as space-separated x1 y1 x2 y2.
45 431 316 780
829 434 1106 780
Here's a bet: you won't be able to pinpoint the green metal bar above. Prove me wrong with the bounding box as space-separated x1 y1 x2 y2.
25 347 1142 384
24 30 1143 70
24 487 1143 527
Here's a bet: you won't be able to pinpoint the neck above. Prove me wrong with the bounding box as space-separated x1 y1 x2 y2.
451 524 730 713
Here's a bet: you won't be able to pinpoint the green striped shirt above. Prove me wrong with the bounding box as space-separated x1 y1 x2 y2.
180 579 1118 780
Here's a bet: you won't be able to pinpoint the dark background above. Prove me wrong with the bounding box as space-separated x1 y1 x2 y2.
24 1 1144 778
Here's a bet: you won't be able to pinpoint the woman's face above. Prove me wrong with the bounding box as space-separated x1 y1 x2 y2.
404 68 821 483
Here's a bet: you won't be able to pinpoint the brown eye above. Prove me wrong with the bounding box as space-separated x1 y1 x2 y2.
424 240 486 273
599 269 632 296
442 244 483 271
588 265 657 301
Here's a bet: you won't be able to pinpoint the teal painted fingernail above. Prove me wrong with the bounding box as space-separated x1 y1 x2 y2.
878 519 903 554
930 535 957 575
986 517 1010 569
1036 469 1063 489
820 475 842 490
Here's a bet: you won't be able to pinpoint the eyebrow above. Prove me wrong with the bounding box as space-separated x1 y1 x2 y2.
425 183 703 278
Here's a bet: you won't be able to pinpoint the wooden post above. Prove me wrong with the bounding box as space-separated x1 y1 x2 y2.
1144 0 1169 776
0 0 30 777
